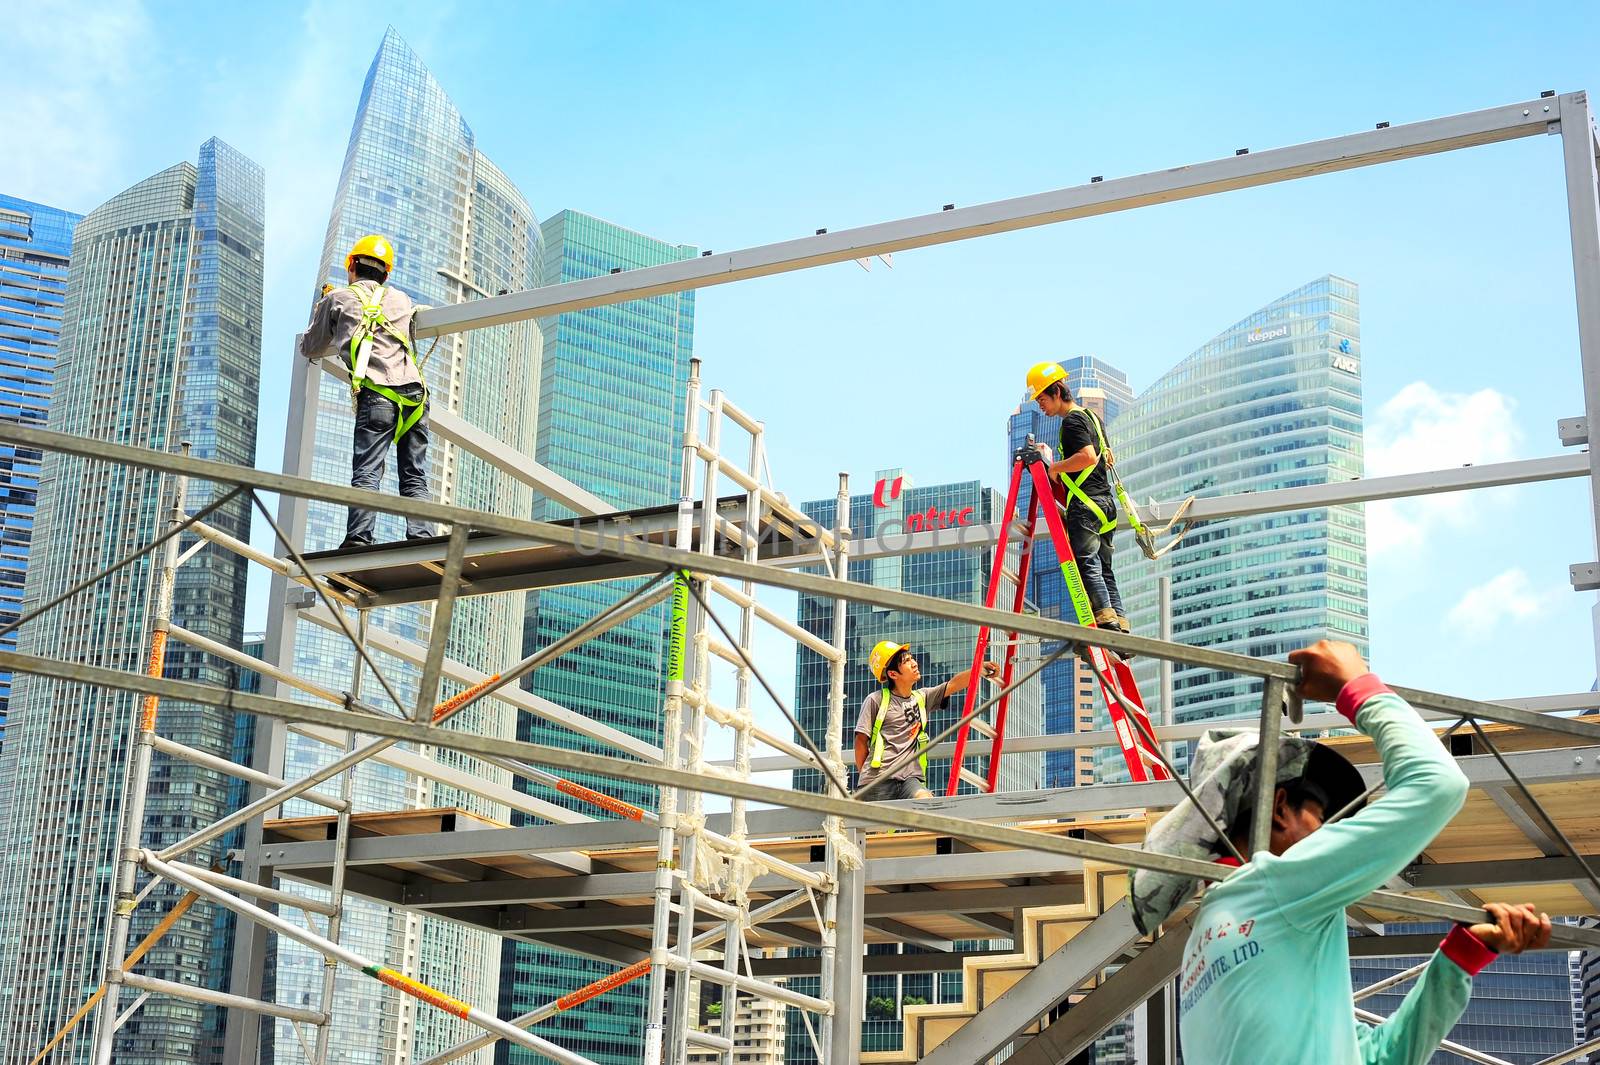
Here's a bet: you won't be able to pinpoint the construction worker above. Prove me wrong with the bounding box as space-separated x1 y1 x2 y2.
300 234 433 548
1130 639 1552 1064
854 640 1000 801
1027 361 1128 635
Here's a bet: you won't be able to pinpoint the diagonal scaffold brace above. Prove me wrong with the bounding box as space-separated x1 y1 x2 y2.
946 439 1169 794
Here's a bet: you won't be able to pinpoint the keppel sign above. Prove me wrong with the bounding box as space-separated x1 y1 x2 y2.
1246 324 1289 345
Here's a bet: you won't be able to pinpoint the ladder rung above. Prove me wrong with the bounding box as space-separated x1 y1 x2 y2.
968 718 997 739
1001 567 1022 587
958 767 990 791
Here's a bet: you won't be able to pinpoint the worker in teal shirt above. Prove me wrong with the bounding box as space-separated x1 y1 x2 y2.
1132 640 1552 1065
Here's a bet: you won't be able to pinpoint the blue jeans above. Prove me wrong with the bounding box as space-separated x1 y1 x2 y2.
1066 498 1124 617
346 385 433 545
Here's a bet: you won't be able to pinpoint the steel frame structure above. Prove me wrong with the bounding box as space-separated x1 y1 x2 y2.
1 90 1598 1065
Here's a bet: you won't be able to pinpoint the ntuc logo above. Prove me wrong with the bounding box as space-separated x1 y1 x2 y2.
872 476 906 508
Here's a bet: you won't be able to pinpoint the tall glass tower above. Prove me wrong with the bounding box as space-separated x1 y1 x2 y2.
499 209 697 1065
0 194 80 745
1006 356 1133 789
0 139 263 1064
271 29 541 1064
783 473 1041 1062
1106 276 1368 780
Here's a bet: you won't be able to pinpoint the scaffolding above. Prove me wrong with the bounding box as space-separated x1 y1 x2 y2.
4 89 1600 1065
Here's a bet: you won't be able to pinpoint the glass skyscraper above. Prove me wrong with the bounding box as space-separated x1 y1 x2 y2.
1006 356 1133 789
1353 927 1578 1064
499 209 697 1065
783 472 1041 1062
0 139 263 1064
1106 276 1369 780
0 194 80 746
273 29 540 1064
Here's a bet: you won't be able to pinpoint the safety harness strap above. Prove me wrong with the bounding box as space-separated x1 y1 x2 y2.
869 688 929 777
1059 408 1117 534
346 283 427 442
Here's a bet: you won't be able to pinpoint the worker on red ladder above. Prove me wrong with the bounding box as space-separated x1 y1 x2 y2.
1131 640 1552 1064
854 640 999 801
1026 361 1129 637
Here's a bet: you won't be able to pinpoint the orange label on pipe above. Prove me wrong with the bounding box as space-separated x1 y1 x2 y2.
555 960 651 1012
369 967 472 1019
432 674 501 723
139 629 169 731
556 779 646 821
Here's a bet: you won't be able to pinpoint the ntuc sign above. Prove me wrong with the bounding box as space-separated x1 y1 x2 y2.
1246 324 1289 345
872 473 974 531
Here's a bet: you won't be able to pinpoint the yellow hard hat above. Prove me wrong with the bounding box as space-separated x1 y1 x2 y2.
1026 361 1069 400
868 640 910 683
347 234 396 275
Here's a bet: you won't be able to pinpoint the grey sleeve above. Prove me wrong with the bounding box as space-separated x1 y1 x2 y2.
920 682 951 710
854 691 881 736
300 294 337 361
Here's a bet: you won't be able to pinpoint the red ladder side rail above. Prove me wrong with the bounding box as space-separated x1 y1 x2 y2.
1025 457 1168 783
984 486 1041 792
944 455 1026 796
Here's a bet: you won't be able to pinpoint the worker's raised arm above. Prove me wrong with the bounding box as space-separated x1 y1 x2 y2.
299 290 339 362
1260 642 1469 929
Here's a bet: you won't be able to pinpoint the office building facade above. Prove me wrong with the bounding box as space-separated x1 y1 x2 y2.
272 29 540 1064
500 208 697 1065
1007 356 1133 788
1107 276 1368 779
0 139 263 1063
0 194 79 745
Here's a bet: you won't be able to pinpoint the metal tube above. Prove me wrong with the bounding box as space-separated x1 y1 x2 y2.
1351 960 1429 1002
181 861 339 917
706 576 841 660
676 958 833 1015
1250 678 1286 857
141 852 601 1065
154 574 668 864
91 455 191 1065
120 971 327 1024
168 621 344 704
9 420 1600 744
413 522 470 719
1353 1007 1513 1065
1158 574 1174 759
110 992 150 1033
147 734 346 811
314 609 366 1065
819 471 850 1057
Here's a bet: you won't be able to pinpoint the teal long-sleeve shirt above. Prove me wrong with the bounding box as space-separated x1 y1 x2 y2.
1177 684 1478 1065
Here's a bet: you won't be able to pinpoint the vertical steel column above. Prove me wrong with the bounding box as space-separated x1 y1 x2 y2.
1158 575 1174 760
668 391 723 1065
91 449 190 1065
1558 92 1600 677
1249 678 1286 857
827 826 866 1065
818 472 851 1055
644 358 702 1065
227 343 320 1063
311 609 366 1064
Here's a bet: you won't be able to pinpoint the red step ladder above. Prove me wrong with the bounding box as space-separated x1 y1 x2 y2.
945 442 1168 794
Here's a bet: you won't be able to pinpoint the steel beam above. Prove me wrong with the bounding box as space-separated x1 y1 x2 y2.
6 420 1599 745
1403 854 1600 889
413 96 1562 339
1007 916 1193 1065
751 950 1012 978
921 900 1144 1065
1561 92 1600 598
828 828 867 1065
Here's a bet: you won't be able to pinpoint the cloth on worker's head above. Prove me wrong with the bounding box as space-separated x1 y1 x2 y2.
1129 729 1366 935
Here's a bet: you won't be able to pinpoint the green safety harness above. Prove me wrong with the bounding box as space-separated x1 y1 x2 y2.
347 283 428 442
1056 407 1195 560
868 687 928 777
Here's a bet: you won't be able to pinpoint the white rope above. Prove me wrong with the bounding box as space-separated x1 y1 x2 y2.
674 811 726 890
824 815 864 873
703 699 753 732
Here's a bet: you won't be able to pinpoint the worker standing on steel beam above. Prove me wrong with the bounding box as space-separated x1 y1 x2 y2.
853 640 999 801
300 234 433 548
1026 361 1129 635
1130 639 1552 1065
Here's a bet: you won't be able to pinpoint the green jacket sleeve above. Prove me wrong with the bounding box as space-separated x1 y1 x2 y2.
1259 688 1469 930
1356 951 1473 1065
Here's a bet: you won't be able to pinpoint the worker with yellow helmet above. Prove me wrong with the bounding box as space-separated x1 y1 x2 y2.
1025 360 1130 635
853 640 999 801
299 234 433 548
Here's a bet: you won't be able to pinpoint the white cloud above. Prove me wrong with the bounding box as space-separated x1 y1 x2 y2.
1444 568 1560 643
4 0 154 208
1364 382 1522 555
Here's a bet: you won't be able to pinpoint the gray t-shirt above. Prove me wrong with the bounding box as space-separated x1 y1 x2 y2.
854 682 949 783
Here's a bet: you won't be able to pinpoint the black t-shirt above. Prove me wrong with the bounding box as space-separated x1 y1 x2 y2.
1058 408 1111 503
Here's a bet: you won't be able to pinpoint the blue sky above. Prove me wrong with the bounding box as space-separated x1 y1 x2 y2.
10 0 1600 710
